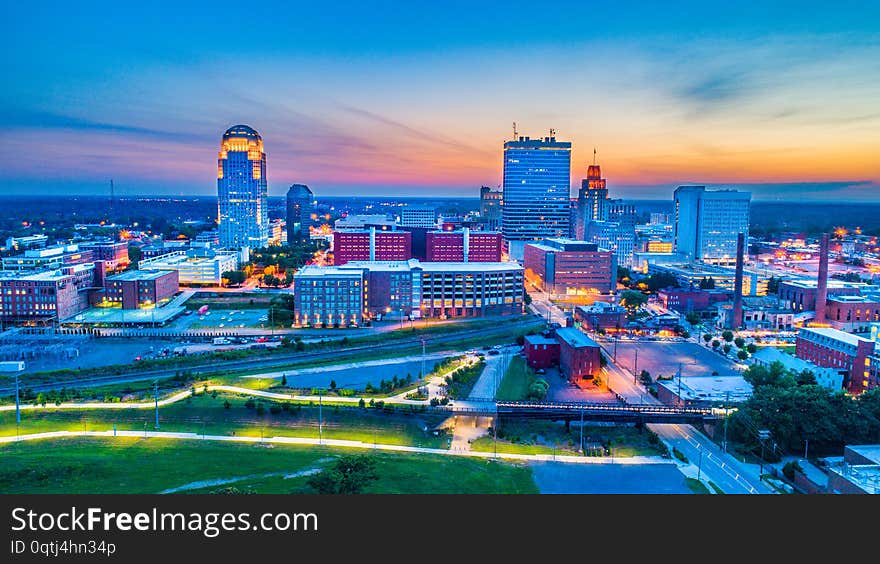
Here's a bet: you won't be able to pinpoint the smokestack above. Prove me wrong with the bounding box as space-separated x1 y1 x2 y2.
731 232 745 330
814 233 829 325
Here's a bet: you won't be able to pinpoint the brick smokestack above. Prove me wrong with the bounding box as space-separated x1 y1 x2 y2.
731 232 745 329
814 232 829 325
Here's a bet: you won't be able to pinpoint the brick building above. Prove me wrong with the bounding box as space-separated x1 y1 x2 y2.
523 238 615 295
556 327 602 383
796 327 875 395
100 270 179 310
333 229 412 265
572 302 627 330
657 288 732 313
523 334 560 369
425 229 502 262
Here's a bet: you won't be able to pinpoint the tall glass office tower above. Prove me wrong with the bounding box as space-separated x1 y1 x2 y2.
217 125 269 249
286 184 314 245
501 134 571 260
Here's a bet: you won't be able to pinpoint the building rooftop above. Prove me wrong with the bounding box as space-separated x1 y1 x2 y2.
657 376 753 403
339 259 522 273
828 294 880 304
524 334 559 346
799 326 872 347
849 445 880 465
107 270 174 282
295 266 364 278
555 327 599 348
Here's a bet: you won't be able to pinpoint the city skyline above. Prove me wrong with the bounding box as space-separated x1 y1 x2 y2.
1 1 879 201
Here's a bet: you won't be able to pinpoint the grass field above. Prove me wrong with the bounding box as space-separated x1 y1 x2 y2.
495 355 536 401
470 420 666 458
0 438 538 494
0 393 451 449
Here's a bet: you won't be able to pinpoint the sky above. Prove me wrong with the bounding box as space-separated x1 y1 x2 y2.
1 0 879 201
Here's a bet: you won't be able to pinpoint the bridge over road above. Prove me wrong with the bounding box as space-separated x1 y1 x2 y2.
451 399 721 425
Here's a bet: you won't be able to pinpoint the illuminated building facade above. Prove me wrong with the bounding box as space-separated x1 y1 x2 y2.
333 229 412 265
523 238 615 295
217 125 268 249
426 229 502 262
502 134 572 260
575 164 608 239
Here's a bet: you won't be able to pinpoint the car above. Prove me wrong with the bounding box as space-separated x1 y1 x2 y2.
487 349 500 356
535 368 546 374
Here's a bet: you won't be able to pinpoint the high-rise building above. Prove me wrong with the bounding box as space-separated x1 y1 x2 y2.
400 206 436 228
575 163 608 239
673 186 750 264
501 134 572 260
217 125 269 249
286 184 314 245
479 186 503 229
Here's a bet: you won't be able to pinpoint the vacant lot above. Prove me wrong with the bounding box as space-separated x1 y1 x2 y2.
612 341 740 380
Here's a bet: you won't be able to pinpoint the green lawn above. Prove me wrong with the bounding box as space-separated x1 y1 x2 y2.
0 438 537 494
495 355 535 401
0 393 450 449
685 478 711 494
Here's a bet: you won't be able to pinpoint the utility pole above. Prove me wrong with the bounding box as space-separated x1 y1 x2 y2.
677 363 682 406
697 446 703 482
153 380 159 429
421 336 427 379
634 349 638 381
722 391 730 452
579 407 584 454
318 392 323 445
15 371 21 426
804 438 809 461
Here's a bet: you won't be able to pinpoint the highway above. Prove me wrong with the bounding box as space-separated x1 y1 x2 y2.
1 317 544 395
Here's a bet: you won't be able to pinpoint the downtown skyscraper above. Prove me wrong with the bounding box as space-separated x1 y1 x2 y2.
575 161 608 240
217 125 269 249
286 184 314 245
501 133 571 260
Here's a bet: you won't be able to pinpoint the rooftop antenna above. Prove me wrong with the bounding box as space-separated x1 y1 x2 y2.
593 147 597 165
512 122 518 139
550 128 556 137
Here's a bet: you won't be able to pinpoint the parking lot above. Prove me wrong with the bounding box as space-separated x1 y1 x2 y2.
168 309 272 331
610 340 741 379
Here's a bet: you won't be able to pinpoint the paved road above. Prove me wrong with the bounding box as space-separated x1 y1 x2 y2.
468 346 518 400
533 297 772 494
2 318 543 395
598 343 772 494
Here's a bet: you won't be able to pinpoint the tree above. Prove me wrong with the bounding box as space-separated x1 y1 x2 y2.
734 337 746 348
617 266 632 287
269 294 296 327
723 344 732 354
685 311 702 325
330 380 337 391
523 292 532 306
281 374 287 386
711 339 720 349
222 270 246 287
782 460 804 481
703 333 712 343
306 455 379 494
737 349 749 361
721 330 734 342
620 290 647 312
699 277 716 290
767 276 781 294
645 272 679 292
747 343 758 354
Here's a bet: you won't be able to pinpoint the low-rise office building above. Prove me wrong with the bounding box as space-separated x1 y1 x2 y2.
138 248 239 286
556 327 602 383
97 270 179 310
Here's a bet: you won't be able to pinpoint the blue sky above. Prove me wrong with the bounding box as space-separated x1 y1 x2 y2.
1 1 878 200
